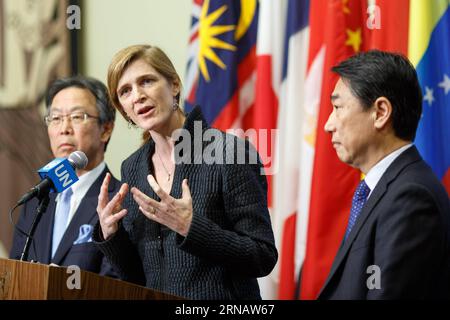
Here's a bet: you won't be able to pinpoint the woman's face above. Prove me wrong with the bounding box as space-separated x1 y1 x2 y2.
116 58 179 132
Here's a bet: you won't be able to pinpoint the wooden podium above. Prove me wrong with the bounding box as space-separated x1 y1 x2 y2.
0 258 181 300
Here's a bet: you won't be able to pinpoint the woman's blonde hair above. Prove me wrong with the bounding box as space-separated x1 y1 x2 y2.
107 44 182 121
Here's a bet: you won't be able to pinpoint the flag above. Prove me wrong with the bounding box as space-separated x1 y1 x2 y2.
366 0 410 53
184 0 272 198
185 0 259 131
184 0 450 300
299 0 449 299
299 0 366 299
250 0 312 300
185 0 312 299
251 0 285 298
410 0 450 195
271 0 311 299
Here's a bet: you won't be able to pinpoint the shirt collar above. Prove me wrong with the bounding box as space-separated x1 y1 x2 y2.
365 144 413 195
56 161 106 201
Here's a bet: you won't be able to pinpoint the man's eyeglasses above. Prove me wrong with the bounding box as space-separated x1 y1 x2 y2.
45 112 100 127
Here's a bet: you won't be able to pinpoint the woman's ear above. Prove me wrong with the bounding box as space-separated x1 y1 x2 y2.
172 79 181 97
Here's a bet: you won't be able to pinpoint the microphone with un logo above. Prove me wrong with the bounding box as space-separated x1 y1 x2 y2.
17 151 88 205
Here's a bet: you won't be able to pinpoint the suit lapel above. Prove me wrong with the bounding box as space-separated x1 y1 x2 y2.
51 167 113 264
319 146 422 296
320 180 388 295
132 142 169 236
138 142 156 198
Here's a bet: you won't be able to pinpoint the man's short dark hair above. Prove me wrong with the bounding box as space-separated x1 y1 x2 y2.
45 76 116 150
332 50 422 141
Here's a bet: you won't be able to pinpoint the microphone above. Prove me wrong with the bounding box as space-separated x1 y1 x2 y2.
17 151 88 205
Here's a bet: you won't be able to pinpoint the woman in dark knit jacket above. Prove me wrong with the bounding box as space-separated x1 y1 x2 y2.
93 44 278 300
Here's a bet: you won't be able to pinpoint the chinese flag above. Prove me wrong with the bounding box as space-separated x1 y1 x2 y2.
299 0 366 299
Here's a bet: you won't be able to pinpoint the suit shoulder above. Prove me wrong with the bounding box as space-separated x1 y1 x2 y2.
122 143 149 169
108 173 122 192
16 198 38 223
390 159 449 207
400 160 446 191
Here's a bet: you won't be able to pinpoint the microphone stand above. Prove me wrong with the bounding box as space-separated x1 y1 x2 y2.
20 192 50 261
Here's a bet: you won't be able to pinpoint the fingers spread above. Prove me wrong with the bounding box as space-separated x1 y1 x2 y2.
147 175 170 201
181 179 192 199
105 208 128 226
139 206 162 223
131 187 162 210
98 173 111 209
102 186 128 217
118 183 129 198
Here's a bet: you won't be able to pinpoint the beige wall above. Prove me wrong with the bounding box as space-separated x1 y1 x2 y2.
81 0 191 178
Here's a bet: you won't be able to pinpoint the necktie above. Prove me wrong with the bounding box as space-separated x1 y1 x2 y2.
344 180 370 241
52 187 73 258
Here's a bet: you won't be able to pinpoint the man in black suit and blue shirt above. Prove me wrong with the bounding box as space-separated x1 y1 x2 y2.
320 50 450 299
10 76 120 277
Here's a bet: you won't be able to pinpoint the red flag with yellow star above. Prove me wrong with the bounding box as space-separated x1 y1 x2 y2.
299 0 367 299
299 0 423 299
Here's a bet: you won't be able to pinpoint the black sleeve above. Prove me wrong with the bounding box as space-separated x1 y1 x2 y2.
93 221 146 286
177 136 278 277
368 183 447 299
92 162 146 286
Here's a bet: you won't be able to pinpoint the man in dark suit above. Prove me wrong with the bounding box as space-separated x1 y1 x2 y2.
319 50 450 299
10 76 120 276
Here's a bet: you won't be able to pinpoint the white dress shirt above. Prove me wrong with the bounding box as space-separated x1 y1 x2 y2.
364 144 413 199
55 161 106 228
